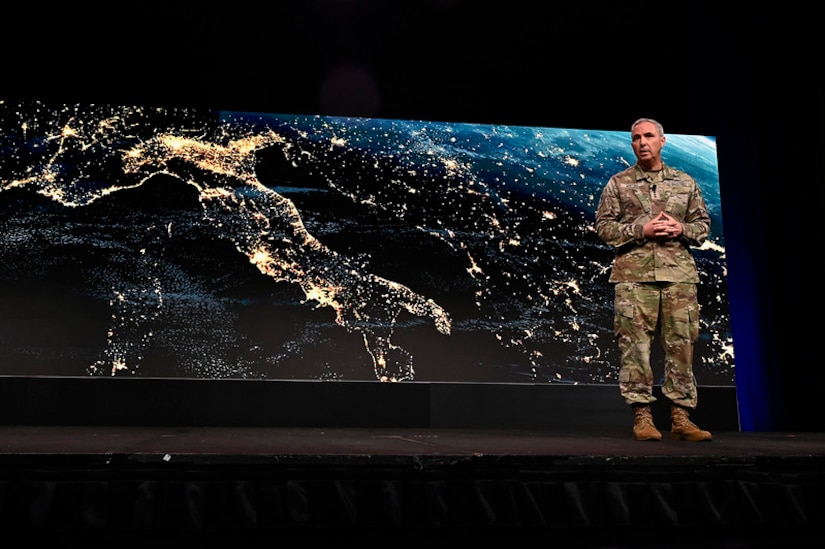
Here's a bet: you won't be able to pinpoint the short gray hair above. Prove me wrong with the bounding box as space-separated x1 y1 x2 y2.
631 118 664 136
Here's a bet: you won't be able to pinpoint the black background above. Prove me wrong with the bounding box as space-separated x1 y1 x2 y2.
1 1 820 430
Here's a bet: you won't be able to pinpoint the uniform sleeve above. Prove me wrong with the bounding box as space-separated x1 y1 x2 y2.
680 180 710 246
595 177 645 248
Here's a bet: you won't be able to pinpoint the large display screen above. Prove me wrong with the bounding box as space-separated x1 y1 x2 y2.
0 101 732 385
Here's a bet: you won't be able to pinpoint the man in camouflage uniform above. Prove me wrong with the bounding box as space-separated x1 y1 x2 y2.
595 118 712 442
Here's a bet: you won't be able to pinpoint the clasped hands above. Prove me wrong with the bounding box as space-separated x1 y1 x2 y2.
643 211 683 240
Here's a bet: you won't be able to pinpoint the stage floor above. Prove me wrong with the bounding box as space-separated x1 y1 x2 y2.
1 426 823 547
1 425 824 463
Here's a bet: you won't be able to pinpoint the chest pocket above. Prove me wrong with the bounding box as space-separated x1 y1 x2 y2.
662 185 691 219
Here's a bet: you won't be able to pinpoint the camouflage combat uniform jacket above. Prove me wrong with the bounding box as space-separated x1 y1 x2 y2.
595 164 710 282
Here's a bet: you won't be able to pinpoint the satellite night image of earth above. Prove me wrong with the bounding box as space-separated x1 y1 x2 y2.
0 101 732 386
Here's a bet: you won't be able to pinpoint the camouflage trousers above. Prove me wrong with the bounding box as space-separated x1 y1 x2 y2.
613 281 700 408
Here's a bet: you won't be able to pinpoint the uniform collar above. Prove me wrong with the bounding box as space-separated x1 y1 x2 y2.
634 163 674 181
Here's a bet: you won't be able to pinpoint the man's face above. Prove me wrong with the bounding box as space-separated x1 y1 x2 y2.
631 121 665 167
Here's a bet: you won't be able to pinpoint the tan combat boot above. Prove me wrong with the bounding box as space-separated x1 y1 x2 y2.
670 404 713 441
632 404 662 441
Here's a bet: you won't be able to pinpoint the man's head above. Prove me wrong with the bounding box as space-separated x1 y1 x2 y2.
631 118 666 171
